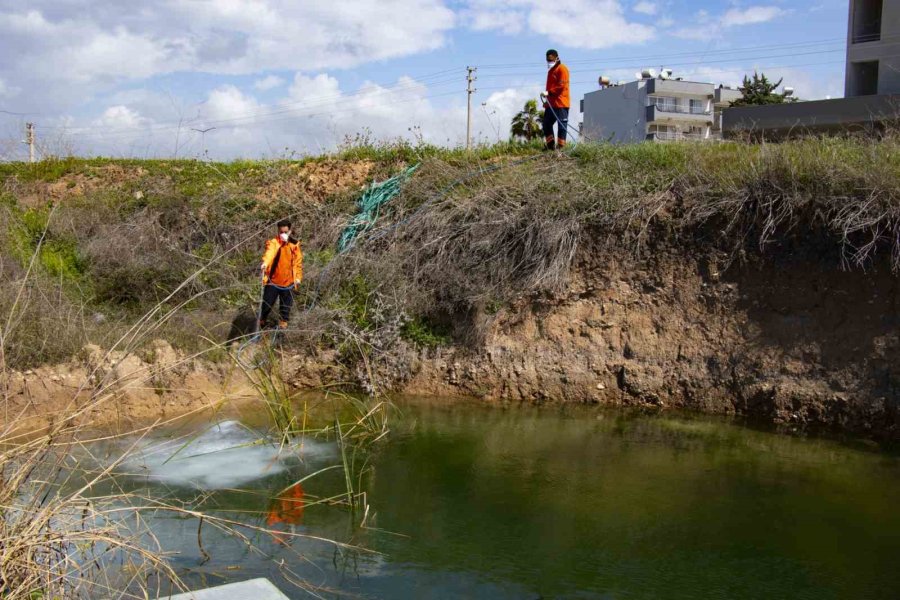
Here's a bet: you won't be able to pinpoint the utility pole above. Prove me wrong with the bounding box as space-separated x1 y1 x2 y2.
24 122 35 163
466 66 477 150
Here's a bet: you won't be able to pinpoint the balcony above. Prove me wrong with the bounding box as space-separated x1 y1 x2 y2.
646 104 713 124
646 131 714 142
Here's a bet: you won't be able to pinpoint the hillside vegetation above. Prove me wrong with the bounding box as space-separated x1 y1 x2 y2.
1 136 899 418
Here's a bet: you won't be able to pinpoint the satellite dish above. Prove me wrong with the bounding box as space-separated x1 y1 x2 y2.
660 68 673 80
635 72 643 81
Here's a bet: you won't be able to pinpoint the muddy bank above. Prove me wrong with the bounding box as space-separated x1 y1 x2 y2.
8 249 900 444
1 341 260 433
388 248 900 443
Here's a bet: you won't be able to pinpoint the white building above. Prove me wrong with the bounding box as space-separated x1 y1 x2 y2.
580 72 742 144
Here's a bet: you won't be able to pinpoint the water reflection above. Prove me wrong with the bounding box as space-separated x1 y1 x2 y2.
78 403 900 599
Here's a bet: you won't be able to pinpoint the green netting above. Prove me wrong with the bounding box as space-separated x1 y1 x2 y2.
337 163 420 253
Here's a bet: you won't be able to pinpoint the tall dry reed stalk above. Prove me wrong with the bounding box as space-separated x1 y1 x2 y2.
0 206 374 598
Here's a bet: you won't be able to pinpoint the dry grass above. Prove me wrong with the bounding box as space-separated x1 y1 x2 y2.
0 211 382 598
1 133 898 595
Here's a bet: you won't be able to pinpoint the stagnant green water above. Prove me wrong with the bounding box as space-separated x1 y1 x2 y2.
83 401 900 599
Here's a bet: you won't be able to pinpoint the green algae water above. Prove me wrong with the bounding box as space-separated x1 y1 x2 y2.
87 401 900 599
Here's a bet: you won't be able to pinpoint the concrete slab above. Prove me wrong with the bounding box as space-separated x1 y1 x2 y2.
159 578 290 600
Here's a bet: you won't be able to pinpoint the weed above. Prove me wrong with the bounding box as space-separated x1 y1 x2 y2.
400 317 451 348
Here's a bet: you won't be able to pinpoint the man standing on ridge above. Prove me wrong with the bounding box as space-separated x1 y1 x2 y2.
541 49 571 150
259 219 303 336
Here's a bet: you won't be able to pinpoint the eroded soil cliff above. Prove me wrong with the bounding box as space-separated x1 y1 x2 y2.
397 247 900 442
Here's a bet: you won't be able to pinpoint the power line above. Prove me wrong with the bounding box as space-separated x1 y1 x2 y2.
55 88 467 141
39 69 466 135
477 36 854 69
475 58 850 94
39 44 862 148
1 109 41 117
48 38 862 139
466 66 477 150
476 47 849 79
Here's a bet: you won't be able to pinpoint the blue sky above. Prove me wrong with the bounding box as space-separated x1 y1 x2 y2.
0 0 850 159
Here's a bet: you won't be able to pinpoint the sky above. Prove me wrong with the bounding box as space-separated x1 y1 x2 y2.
0 0 851 160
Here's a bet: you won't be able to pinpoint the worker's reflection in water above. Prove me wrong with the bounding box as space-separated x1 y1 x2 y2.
266 483 305 545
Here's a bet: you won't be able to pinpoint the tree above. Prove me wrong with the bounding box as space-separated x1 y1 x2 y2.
510 99 544 141
731 72 797 107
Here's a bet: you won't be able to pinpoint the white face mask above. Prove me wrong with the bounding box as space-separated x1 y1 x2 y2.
279 232 289 242
547 60 557 70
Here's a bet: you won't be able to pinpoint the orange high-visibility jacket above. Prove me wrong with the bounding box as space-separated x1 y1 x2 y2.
545 62 571 109
261 237 303 287
266 483 305 527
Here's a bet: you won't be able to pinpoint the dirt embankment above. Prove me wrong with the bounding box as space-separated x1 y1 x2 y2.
1 341 259 432
395 246 900 442
7 249 899 442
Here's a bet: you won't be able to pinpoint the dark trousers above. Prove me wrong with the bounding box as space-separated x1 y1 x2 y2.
260 284 294 324
543 106 569 145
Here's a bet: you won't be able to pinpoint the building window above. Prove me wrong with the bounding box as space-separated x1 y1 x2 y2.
653 96 678 112
689 99 706 114
687 126 705 139
649 124 675 140
852 0 882 43
850 60 880 96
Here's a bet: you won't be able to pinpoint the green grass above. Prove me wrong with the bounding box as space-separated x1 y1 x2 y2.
2 134 899 371
401 317 452 348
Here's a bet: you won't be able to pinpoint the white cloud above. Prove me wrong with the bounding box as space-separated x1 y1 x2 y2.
463 0 654 48
672 5 787 40
253 75 285 91
672 26 716 41
721 6 787 27
0 77 20 99
93 105 150 129
287 73 343 104
465 8 526 34
0 1 456 113
633 1 658 16
61 74 534 159
204 85 263 121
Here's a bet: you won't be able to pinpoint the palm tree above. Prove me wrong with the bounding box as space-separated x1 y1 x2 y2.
510 100 544 141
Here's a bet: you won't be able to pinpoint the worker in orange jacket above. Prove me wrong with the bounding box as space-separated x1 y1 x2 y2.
265 482 305 546
541 49 570 150
259 219 303 333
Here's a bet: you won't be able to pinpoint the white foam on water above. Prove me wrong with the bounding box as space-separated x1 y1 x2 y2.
120 420 335 490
